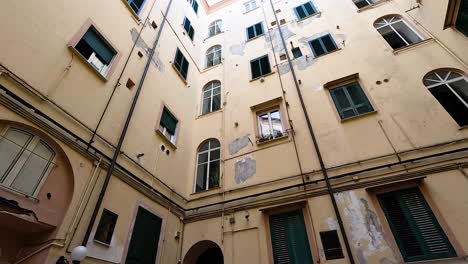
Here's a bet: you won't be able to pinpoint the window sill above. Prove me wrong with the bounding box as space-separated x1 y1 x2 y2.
256 133 289 145
191 186 221 196
0 184 39 203
243 6 260 15
296 12 321 23
155 129 177 150
250 71 276 82
459 125 468 130
196 109 223 119
356 0 389 13
392 38 434 54
68 46 109 82
121 0 143 24
171 63 188 85
203 62 223 72
246 33 265 43
93 240 111 247
340 111 378 123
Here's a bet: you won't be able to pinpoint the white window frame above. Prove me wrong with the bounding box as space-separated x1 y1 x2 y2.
424 70 468 109
194 139 221 192
208 20 223 37
206 45 222 68
201 81 222 115
159 124 177 144
353 0 379 8
0 127 56 197
244 0 257 12
374 16 423 48
257 108 285 142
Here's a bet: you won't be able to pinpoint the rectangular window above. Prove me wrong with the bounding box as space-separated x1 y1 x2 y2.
244 0 257 12
378 188 456 262
294 2 317 20
309 34 337 57
127 0 145 14
74 27 116 76
192 0 199 13
455 0 468 36
173 48 189 80
246 22 264 40
159 107 178 144
250 55 272 79
94 209 118 245
257 108 284 142
292 47 303 58
269 210 313 264
183 17 195 40
320 230 344 260
352 0 377 9
125 207 162 264
329 81 374 120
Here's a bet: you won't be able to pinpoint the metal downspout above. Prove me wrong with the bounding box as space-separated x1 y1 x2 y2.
81 0 175 246
267 0 355 263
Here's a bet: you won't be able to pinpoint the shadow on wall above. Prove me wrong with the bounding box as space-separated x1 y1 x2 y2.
0 120 75 264
183 240 224 264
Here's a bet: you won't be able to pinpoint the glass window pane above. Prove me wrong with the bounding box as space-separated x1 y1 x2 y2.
295 6 306 19
199 142 210 152
195 163 208 191
255 23 263 35
258 113 271 137
202 98 212 114
429 85 468 127
212 94 221 111
333 88 352 109
198 152 208 164
346 83 367 105
208 161 220 189
210 139 220 148
310 39 325 56
322 35 337 52
0 129 32 181
378 26 407 49
393 21 421 45
304 2 315 16
450 79 468 104
11 141 54 195
251 59 261 79
210 149 220 161
342 109 356 119
270 111 284 138
247 26 255 39
260 56 271 75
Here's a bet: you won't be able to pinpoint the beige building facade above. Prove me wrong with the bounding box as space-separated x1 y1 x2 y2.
0 0 467 263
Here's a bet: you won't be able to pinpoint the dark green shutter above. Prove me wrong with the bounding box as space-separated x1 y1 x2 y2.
160 108 178 134
378 188 456 262
193 0 199 13
183 17 191 32
247 26 255 39
255 23 263 35
269 210 313 264
455 0 468 36
125 207 162 264
82 28 115 64
330 82 373 120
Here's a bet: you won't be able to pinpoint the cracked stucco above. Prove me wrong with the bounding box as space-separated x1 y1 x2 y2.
131 28 165 72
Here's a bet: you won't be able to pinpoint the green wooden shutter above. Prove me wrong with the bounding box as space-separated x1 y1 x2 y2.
192 0 199 13
378 188 456 262
160 108 177 134
125 207 162 264
269 210 313 264
82 28 115 64
455 0 468 36
183 17 191 32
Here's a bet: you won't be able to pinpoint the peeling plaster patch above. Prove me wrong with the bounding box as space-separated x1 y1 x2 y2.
229 134 251 155
327 217 338 230
356 247 367 264
380 258 395 264
277 55 315 75
265 26 296 53
130 28 165 72
335 191 390 259
234 157 256 184
229 42 246 56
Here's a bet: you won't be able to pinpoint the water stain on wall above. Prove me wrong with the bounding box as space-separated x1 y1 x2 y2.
130 28 165 72
229 134 251 155
234 157 256 184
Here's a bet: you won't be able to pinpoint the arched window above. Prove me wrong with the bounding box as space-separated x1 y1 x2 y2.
206 45 222 68
374 15 422 49
201 81 221 115
208 20 223 37
0 127 56 196
423 69 468 127
195 139 220 192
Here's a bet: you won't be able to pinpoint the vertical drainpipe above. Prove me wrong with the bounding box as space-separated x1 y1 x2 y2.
267 1 355 263
81 0 175 246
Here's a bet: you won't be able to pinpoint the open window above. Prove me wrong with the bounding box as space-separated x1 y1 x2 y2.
353 0 380 9
158 107 178 145
294 1 317 20
423 69 468 127
251 97 288 144
208 20 223 37
72 25 117 77
374 15 423 49
0 127 56 196
250 55 272 79
246 22 264 40
194 139 220 192
183 17 195 40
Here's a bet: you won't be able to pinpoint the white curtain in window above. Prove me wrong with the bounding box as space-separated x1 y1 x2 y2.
208 20 222 37
206 45 222 68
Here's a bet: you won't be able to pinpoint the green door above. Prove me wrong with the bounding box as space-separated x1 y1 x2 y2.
125 207 163 264
269 210 313 264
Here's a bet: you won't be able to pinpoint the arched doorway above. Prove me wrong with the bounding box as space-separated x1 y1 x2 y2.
183 240 223 264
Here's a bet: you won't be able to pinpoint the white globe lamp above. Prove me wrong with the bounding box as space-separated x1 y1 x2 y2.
71 246 87 263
